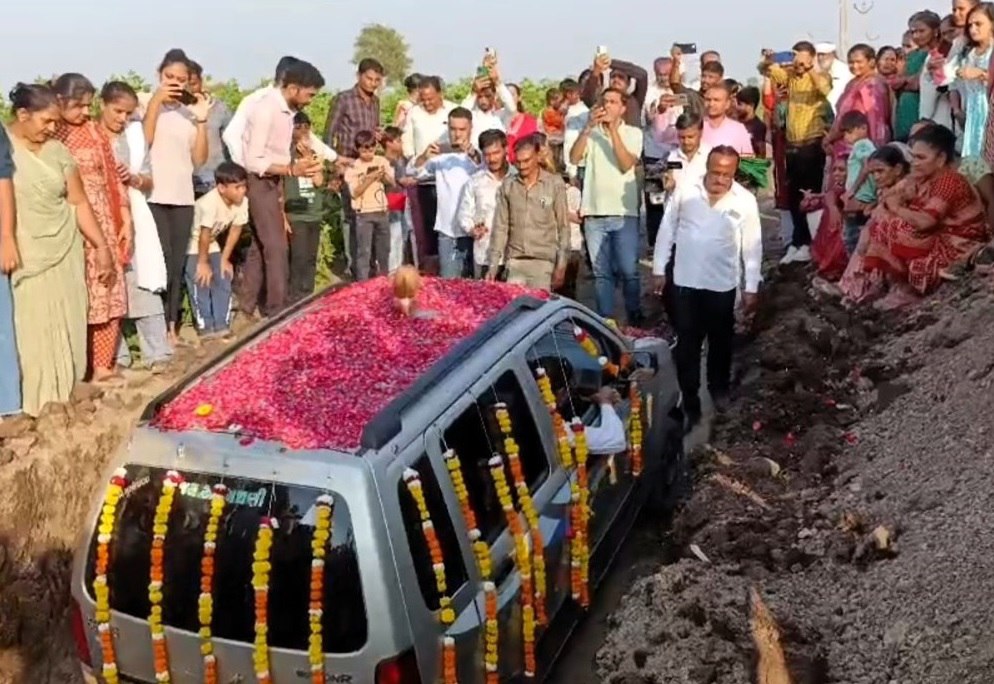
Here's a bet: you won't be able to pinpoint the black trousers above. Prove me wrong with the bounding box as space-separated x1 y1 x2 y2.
416 183 439 261
643 156 665 247
785 141 826 247
673 286 736 416
148 203 195 328
288 219 322 302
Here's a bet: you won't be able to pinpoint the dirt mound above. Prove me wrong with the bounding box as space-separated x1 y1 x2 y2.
597 269 994 683
0 340 236 682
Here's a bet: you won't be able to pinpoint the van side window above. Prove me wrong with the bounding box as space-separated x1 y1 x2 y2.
442 370 550 543
398 455 469 610
528 319 625 420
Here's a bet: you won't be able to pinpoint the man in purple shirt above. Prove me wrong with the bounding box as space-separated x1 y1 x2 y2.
240 60 324 318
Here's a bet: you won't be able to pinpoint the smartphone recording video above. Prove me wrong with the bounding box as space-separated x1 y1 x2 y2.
176 89 197 106
673 42 698 55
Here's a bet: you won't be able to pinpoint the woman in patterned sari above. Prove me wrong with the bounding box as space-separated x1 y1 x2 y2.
862 124 988 309
52 73 131 383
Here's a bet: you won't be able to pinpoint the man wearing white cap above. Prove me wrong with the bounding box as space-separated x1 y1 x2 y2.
816 43 852 112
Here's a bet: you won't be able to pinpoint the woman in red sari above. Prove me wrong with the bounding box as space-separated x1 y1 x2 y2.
833 144 912 304
52 73 131 382
862 125 988 309
504 83 538 164
822 44 892 171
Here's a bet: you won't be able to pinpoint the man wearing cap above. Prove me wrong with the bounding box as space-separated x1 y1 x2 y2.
816 43 853 112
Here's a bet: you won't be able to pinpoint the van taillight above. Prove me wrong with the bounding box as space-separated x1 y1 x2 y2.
375 649 421 684
70 597 92 667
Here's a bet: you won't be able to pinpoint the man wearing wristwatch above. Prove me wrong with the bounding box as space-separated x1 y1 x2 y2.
240 60 325 319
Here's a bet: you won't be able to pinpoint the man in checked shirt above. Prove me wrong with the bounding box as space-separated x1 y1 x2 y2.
324 58 384 275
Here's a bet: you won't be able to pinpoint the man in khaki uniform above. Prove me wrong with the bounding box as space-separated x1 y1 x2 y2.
486 136 569 290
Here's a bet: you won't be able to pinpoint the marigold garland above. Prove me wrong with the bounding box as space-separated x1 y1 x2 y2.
198 484 227 684
252 516 277 684
488 453 536 678
402 469 456 626
573 326 599 359
535 369 573 469
94 467 128 684
598 355 620 378
442 636 458 684
494 404 547 627
570 418 591 608
443 449 497 683
629 382 644 478
149 470 183 683
308 494 334 684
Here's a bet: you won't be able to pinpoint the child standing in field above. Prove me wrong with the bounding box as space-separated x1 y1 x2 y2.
839 111 877 255
185 162 249 340
344 130 396 280
382 125 416 272
285 111 327 302
557 175 584 299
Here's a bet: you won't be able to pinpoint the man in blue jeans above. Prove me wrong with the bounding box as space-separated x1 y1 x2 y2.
407 107 481 278
568 87 644 324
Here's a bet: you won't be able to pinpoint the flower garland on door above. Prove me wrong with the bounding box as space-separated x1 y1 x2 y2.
93 467 128 684
444 449 498 684
494 404 547 627
570 419 591 608
403 468 457 684
535 368 573 469
149 470 183 683
252 516 277 684
629 383 644 478
198 484 227 684
488 454 536 679
308 494 334 684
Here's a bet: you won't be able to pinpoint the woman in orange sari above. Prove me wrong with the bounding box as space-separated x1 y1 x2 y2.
863 124 988 309
52 73 131 382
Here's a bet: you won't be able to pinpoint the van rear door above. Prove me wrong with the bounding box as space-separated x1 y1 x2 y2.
74 459 370 683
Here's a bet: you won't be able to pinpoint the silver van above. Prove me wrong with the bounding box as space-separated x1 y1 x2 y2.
70 285 683 684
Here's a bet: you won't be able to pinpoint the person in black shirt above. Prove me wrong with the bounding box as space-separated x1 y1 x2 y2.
735 86 768 158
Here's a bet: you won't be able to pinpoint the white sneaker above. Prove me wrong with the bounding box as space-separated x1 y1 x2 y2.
793 245 812 263
779 246 799 265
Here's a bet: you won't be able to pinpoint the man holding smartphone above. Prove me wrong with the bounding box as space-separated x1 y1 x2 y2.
407 107 480 279
580 50 648 126
759 42 832 265
569 89 644 324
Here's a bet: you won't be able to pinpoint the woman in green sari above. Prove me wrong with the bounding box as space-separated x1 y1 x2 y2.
892 12 942 140
4 83 115 416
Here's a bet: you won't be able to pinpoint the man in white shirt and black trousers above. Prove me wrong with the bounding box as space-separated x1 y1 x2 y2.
651 145 763 431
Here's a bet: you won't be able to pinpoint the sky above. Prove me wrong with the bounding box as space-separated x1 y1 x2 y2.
0 0 946 93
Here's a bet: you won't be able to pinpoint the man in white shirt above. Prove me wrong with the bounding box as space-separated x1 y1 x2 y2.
458 129 513 278
569 88 644 324
408 107 480 278
561 77 590 180
816 43 853 113
651 146 762 430
460 57 516 148
402 75 458 271
222 56 339 167
643 57 684 246
664 113 711 193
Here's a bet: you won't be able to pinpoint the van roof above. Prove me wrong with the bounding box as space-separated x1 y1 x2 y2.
150 278 548 453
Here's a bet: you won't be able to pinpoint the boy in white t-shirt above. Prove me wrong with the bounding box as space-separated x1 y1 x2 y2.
184 162 249 339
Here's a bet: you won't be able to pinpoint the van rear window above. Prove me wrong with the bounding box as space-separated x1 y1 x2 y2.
84 466 367 653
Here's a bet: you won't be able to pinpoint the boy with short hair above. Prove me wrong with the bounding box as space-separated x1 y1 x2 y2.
185 161 249 339
840 110 877 255
382 125 416 272
285 111 326 302
735 86 768 158
344 129 395 280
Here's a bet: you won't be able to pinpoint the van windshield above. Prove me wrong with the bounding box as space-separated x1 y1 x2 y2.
84 465 367 653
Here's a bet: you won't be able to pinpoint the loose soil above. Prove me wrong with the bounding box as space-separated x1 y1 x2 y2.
593 265 994 684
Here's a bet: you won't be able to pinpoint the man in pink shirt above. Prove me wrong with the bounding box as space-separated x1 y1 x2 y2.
240 60 324 318
700 83 754 157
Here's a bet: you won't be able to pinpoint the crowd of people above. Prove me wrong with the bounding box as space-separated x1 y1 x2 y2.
1 0 993 432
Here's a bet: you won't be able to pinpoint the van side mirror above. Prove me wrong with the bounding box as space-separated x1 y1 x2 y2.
632 351 657 377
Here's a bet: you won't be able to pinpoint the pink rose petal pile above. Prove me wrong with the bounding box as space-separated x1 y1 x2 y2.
153 278 546 452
